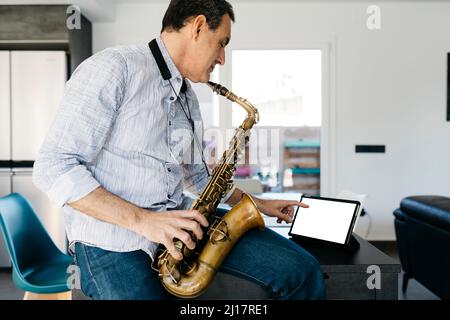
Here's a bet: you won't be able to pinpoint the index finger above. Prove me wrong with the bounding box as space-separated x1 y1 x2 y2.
181 210 209 227
286 201 309 208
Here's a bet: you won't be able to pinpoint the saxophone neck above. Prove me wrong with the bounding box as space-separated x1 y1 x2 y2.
208 81 259 130
239 98 259 131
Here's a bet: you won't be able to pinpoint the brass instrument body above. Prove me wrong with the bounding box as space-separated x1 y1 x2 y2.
156 81 264 298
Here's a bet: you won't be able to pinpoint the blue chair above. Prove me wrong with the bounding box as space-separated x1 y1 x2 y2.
0 193 73 300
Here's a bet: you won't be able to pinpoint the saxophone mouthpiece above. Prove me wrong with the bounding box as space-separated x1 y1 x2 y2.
207 81 229 97
207 81 218 89
207 81 220 93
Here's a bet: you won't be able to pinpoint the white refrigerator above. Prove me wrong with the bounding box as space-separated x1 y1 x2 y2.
0 50 67 267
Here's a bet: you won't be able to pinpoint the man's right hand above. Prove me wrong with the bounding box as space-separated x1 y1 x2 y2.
67 187 208 261
134 210 209 261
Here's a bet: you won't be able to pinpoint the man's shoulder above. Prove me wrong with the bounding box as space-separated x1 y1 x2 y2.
93 43 149 62
72 43 153 77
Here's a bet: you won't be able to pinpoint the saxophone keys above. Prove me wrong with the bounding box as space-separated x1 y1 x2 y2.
198 206 207 216
205 202 216 214
160 260 181 284
207 220 230 244
182 260 198 276
168 266 181 284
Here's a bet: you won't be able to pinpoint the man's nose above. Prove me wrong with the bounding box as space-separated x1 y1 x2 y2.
217 48 225 65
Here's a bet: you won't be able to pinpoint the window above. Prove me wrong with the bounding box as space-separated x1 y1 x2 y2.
232 50 322 127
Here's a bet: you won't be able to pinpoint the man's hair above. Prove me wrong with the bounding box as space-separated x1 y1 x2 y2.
161 0 235 33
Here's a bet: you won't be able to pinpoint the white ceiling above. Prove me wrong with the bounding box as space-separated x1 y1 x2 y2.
0 0 114 21
1 0 448 22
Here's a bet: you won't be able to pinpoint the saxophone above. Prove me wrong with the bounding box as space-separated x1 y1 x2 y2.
155 81 265 298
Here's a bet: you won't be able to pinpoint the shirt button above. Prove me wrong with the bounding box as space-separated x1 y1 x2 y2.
177 77 181 82
168 121 172 126
170 97 175 101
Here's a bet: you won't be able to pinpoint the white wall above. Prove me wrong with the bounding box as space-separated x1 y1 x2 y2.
91 1 450 240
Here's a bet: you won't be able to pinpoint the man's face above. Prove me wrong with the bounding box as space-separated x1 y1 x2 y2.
187 14 231 83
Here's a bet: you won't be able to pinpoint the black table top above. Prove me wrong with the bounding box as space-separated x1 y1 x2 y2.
291 233 401 273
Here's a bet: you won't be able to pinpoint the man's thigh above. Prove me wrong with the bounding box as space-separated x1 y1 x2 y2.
74 242 171 300
218 226 323 298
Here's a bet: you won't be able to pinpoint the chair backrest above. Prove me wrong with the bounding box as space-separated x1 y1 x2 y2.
0 193 63 274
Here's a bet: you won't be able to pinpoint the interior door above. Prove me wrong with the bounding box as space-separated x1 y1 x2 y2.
0 51 10 162
10 51 66 161
0 51 11 267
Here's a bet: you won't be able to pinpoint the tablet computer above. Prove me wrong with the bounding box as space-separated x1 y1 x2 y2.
288 194 361 247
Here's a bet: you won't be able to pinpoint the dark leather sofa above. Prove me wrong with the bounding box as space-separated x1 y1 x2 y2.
394 196 450 299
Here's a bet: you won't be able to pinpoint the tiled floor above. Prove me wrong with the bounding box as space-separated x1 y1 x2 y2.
370 241 440 300
397 271 440 300
0 270 22 300
0 271 88 300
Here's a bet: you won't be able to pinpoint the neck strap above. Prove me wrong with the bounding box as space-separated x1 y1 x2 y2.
149 38 187 93
149 38 172 80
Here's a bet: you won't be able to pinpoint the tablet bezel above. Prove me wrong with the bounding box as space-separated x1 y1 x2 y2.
288 194 361 247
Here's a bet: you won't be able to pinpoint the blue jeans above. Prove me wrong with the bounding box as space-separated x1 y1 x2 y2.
74 217 326 300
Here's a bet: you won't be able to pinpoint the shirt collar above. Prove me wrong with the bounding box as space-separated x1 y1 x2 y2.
155 35 185 96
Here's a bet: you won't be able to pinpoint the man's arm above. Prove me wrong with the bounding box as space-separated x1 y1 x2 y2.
68 187 145 233
224 187 308 223
68 187 208 260
223 187 244 207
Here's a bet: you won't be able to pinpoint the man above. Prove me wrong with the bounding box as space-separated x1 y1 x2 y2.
33 0 325 300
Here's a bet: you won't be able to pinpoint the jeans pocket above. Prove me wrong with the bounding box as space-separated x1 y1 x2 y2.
75 242 104 299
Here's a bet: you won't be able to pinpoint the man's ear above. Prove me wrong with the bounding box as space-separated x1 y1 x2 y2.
191 15 207 40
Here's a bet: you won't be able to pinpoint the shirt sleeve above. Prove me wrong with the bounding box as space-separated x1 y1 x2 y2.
32 48 127 207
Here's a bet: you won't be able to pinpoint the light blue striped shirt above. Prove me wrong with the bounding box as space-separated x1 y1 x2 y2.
32 36 220 259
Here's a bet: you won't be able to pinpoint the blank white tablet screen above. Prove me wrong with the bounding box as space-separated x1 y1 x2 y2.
290 197 358 244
